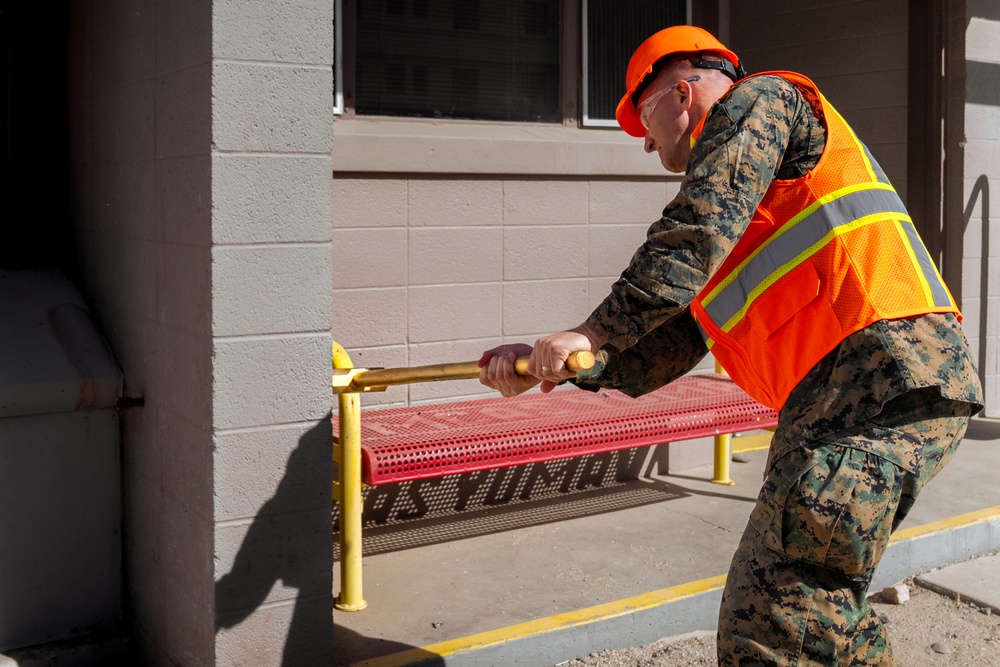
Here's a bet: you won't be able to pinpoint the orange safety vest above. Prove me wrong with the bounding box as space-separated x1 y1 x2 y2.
688 71 960 411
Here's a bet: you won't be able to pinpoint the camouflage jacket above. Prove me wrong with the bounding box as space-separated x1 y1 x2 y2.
578 75 983 468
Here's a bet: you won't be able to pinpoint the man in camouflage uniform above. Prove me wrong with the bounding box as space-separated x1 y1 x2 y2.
480 26 982 666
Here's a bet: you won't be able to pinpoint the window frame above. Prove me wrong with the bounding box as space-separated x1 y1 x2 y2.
331 0 722 176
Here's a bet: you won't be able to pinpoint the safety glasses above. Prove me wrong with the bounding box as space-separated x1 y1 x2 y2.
638 76 701 131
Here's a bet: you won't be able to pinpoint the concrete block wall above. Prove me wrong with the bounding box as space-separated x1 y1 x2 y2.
963 3 1000 415
67 2 216 664
210 3 334 667
332 175 689 407
729 0 909 200
68 1 335 665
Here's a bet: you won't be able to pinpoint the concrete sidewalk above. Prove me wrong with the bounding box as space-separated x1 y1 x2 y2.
334 418 1000 667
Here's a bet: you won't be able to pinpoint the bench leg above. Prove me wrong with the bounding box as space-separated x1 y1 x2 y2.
712 433 736 486
333 339 368 612
335 390 367 611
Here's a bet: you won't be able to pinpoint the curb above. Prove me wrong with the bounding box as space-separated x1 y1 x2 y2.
349 505 1000 667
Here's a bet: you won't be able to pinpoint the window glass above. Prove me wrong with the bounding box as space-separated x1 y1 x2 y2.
357 0 560 122
583 0 687 125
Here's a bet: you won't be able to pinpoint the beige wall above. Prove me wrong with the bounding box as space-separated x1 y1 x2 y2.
962 5 1000 415
68 2 335 665
332 173 685 407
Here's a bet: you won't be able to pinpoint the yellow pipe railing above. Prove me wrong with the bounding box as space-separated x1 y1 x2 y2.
711 359 735 486
331 345 749 609
332 342 367 611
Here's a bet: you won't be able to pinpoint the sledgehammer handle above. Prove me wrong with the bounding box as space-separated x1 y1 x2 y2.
350 350 595 389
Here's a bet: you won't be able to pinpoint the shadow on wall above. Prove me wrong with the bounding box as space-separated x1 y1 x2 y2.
214 416 333 664
213 414 436 666
964 174 990 400
215 414 443 667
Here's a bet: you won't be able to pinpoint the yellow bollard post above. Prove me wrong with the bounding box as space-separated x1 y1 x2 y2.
712 359 736 486
332 342 367 611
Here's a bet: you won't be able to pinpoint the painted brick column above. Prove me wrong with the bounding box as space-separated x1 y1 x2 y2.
963 9 1000 416
210 4 335 666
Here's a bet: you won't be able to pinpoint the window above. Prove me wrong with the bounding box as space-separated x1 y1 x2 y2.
335 0 690 126
582 0 689 126
355 0 560 122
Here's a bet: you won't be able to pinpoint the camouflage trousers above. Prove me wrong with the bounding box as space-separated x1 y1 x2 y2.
717 390 972 666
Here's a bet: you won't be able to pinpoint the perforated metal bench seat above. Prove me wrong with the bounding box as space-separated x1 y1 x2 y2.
338 373 778 486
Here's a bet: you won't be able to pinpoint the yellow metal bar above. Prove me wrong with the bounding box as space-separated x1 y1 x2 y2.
333 341 367 611
333 350 596 393
712 358 735 485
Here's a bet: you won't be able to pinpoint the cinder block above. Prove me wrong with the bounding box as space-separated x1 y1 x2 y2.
966 105 1000 142
408 284 502 343
155 0 212 75
589 180 669 223
159 243 211 335
332 287 407 349
503 279 590 336
967 17 1000 65
157 326 213 428
112 237 160 322
92 159 157 240
410 227 503 285
214 508 334 612
408 179 503 226
670 437 716 473
212 245 333 336
589 223 648 277
503 226 589 280
216 595 332 667
213 155 332 244
213 1 333 64
93 5 156 90
212 61 333 153
213 420 332 522
93 80 156 164
212 333 331 430
333 228 408 289
158 494 215 666
502 179 589 225
407 337 503 403
964 140 1000 180
159 408 213 521
160 155 212 247
156 63 212 160
332 177 408 228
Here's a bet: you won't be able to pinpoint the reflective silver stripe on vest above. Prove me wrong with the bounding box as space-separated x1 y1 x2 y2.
899 219 954 308
702 186 910 328
863 145 891 185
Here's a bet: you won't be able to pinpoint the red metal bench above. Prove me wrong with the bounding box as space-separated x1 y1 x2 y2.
332 352 777 611
347 373 776 486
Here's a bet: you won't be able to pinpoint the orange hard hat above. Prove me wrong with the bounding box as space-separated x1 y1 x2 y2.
616 25 743 137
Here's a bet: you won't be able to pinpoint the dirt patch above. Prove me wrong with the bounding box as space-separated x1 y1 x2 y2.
557 582 1000 666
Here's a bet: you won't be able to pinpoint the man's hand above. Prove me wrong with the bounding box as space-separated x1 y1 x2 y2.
529 323 607 393
478 343 539 397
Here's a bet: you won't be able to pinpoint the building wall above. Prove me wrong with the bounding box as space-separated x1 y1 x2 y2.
332 172 683 408
68 2 335 665
963 2 1000 415
67 2 216 663
729 0 910 200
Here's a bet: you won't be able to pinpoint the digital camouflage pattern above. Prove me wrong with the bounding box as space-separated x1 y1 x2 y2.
718 389 972 666
574 74 984 665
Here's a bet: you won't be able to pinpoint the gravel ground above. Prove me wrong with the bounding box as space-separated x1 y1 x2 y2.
556 582 1000 666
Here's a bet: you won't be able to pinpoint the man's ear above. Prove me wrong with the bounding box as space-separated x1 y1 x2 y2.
675 80 695 110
